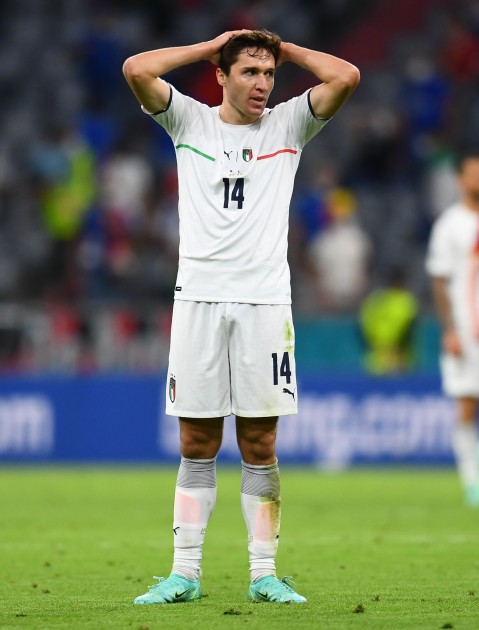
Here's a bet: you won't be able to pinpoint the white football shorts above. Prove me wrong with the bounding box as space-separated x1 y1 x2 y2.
440 331 479 397
165 301 298 418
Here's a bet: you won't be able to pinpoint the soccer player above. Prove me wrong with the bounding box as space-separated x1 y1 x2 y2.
426 152 479 507
123 29 359 603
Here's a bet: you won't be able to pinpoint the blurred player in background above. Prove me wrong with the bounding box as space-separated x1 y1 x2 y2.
123 29 359 603
426 152 479 507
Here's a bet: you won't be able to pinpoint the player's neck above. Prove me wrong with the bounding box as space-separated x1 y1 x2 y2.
219 103 260 126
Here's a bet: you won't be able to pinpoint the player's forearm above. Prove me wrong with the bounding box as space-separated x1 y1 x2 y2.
123 42 212 83
123 41 212 112
280 43 359 118
432 277 455 331
281 43 359 88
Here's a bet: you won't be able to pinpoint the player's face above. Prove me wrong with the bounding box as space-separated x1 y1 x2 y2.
459 158 479 208
218 48 275 124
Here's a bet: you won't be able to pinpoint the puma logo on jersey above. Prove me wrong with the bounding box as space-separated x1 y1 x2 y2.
224 150 233 160
283 387 295 400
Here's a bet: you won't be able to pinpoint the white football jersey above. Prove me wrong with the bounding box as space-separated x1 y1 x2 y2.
426 202 479 333
146 85 328 303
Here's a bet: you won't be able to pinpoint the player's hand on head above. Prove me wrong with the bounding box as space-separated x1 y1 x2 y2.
276 41 290 68
206 29 251 65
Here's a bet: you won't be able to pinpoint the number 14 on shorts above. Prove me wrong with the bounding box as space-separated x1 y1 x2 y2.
272 351 292 385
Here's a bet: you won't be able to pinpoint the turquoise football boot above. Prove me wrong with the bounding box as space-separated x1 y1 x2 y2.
248 576 307 603
134 574 201 604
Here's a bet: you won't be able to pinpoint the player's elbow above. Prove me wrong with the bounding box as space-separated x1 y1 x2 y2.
122 56 146 86
341 64 361 92
331 65 360 104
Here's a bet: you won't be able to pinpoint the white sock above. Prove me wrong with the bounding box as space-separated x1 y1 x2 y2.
171 457 217 581
241 459 281 583
452 422 478 489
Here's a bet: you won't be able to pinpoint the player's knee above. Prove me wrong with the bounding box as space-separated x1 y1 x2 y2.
179 418 224 459
181 442 221 459
238 438 276 465
236 417 277 464
180 431 222 459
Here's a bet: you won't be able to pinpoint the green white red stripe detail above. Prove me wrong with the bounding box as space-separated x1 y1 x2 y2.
257 149 297 160
176 144 215 161
175 144 297 162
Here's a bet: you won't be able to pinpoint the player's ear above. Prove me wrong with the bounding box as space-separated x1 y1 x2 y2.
216 67 226 87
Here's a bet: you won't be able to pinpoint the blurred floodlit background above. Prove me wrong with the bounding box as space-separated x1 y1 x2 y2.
0 0 476 466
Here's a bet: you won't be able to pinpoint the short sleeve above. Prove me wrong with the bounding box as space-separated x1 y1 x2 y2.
142 85 199 144
271 90 330 149
425 216 455 278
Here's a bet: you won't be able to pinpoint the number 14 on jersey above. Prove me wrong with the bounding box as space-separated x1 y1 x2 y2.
223 177 245 209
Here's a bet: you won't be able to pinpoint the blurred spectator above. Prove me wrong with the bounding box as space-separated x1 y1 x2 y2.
292 165 334 246
359 267 419 374
308 187 371 312
96 128 155 294
46 302 94 372
30 123 96 299
76 6 129 109
441 13 479 83
129 166 180 300
77 94 119 162
401 54 450 168
439 11 479 151
347 105 405 186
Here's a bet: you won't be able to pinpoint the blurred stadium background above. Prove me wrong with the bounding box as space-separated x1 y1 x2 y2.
0 0 477 467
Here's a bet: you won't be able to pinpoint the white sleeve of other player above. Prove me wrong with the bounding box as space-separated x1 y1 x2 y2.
425 215 455 278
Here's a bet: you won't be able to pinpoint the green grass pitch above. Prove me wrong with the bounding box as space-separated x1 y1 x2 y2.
2 466 479 629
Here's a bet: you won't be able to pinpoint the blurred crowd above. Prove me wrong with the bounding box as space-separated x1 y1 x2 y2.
0 0 478 371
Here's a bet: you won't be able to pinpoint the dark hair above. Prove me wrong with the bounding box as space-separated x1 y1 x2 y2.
218 29 282 76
